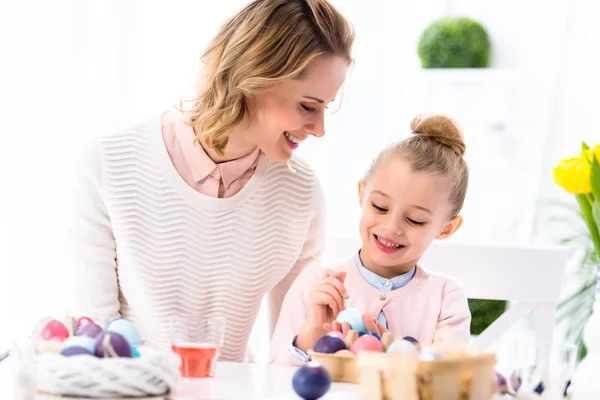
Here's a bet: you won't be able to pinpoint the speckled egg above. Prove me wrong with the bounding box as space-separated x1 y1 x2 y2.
63 336 97 353
39 320 70 341
107 319 142 346
60 346 94 357
350 335 383 355
75 322 103 339
95 332 132 358
336 308 366 333
386 339 418 355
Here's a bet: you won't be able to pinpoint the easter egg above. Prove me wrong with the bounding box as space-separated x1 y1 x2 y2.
76 316 94 328
386 339 418 355
131 345 141 358
350 335 383 355
358 331 381 341
40 320 69 341
75 322 103 339
403 336 420 349
326 331 345 341
95 332 132 358
292 362 331 400
63 336 97 353
495 371 508 394
107 319 142 346
336 308 366 333
314 335 346 354
60 346 94 357
32 316 54 340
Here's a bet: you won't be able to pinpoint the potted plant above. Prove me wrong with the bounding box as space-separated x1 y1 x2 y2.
553 143 600 398
417 17 491 69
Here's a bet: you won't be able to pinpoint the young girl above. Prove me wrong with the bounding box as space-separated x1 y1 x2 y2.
269 114 471 365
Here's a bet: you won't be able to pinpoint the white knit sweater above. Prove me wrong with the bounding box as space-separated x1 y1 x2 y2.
67 115 325 362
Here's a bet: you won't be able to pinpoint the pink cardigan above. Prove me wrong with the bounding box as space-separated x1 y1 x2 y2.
269 255 471 365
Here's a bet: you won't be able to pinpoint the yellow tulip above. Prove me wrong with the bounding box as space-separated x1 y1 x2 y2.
553 156 592 194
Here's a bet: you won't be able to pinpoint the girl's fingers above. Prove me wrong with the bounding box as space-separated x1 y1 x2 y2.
315 287 341 316
322 277 349 299
316 282 346 312
341 322 351 335
323 323 334 332
363 312 380 335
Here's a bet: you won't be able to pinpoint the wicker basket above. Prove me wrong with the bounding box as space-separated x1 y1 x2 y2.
34 352 180 398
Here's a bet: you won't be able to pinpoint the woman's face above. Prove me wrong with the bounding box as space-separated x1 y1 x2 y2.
243 54 349 163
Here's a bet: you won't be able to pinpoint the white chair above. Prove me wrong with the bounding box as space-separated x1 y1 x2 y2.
323 236 568 351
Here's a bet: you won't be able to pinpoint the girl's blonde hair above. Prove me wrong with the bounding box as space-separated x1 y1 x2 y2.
364 114 469 218
184 0 355 155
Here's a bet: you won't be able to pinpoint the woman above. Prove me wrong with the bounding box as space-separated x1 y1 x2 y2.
68 0 354 362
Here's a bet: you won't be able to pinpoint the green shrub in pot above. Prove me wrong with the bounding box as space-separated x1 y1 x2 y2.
417 17 491 68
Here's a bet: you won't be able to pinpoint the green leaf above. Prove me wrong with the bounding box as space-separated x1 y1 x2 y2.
591 156 600 200
576 194 600 259
583 142 590 151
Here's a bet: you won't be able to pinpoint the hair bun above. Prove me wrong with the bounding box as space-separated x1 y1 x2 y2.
410 114 466 157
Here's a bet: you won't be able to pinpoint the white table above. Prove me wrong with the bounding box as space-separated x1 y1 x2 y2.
0 356 361 399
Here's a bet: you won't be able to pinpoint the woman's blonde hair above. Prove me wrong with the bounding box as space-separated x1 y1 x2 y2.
183 0 355 155
363 114 469 218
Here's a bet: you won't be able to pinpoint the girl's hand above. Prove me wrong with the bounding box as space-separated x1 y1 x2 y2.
294 269 348 352
306 269 348 328
323 311 388 337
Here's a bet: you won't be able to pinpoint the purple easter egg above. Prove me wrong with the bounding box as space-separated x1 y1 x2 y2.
403 336 420 348
94 331 132 358
495 371 508 394
75 322 103 339
313 335 347 354
60 346 94 357
292 362 331 400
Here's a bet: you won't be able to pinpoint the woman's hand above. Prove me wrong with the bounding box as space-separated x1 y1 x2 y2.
323 311 388 336
294 269 348 352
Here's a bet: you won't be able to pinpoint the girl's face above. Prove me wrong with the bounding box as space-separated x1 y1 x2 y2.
358 157 463 278
242 54 349 163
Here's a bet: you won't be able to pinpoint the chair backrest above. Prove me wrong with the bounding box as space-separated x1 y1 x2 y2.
323 236 568 350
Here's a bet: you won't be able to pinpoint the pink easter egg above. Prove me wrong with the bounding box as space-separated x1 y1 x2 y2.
76 316 95 328
40 319 69 341
350 334 383 355
326 331 346 341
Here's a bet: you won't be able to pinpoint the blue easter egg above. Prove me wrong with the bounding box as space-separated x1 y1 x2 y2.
63 336 97 353
336 308 366 333
131 345 141 358
292 362 331 400
403 336 420 347
386 339 418 355
358 331 381 341
107 319 142 346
